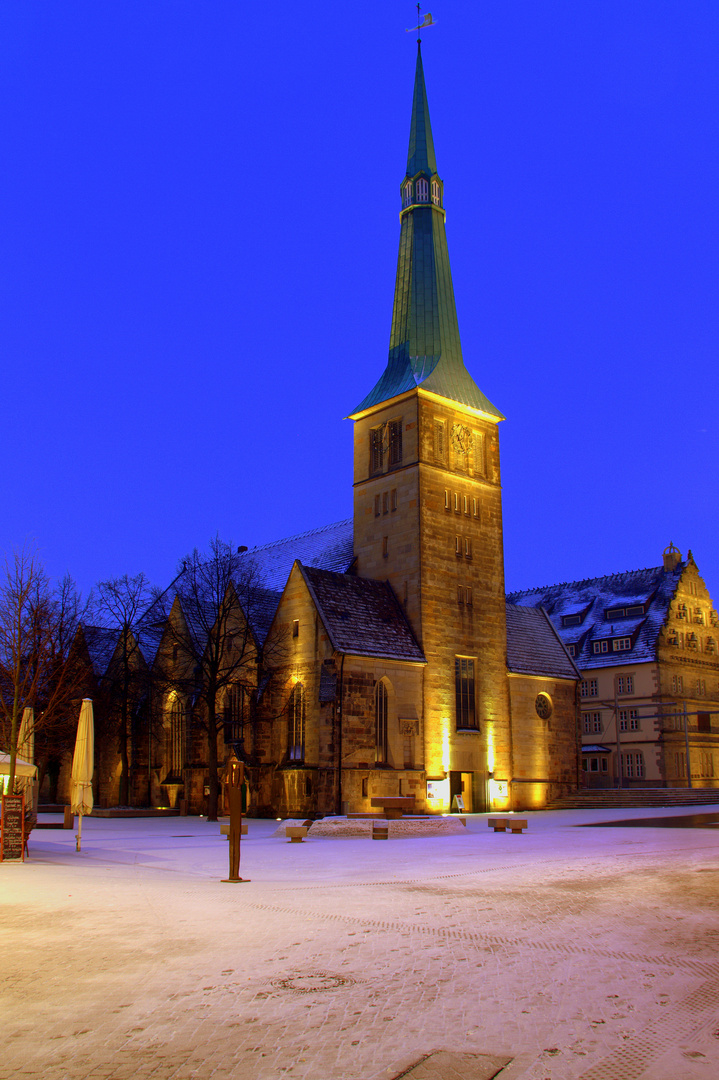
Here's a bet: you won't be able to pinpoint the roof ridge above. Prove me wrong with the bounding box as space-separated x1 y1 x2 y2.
244 518 352 555
507 563 675 598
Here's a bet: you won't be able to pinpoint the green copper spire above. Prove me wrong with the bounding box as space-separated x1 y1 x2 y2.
352 47 503 420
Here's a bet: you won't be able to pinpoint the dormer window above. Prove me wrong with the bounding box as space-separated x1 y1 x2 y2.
431 179 441 206
416 178 429 202
403 181 413 207
562 614 583 627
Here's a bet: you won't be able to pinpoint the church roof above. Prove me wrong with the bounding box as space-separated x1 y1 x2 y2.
507 562 684 669
505 604 580 680
81 625 121 678
351 47 503 420
240 519 354 593
299 564 426 664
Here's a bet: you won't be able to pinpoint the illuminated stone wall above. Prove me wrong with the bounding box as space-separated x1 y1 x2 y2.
507 675 580 809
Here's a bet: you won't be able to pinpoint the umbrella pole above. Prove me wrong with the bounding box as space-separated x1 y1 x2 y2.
76 812 82 852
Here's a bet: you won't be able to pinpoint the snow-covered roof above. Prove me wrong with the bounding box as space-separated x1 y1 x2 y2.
507 563 684 669
505 604 579 680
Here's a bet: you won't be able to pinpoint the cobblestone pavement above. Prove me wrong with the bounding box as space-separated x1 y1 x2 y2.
2 808 719 1080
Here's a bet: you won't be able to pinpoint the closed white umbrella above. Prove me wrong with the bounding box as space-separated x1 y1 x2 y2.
15 707 35 802
70 699 94 852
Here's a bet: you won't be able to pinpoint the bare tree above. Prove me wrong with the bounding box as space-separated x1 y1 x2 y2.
157 537 282 821
0 547 86 790
91 573 163 806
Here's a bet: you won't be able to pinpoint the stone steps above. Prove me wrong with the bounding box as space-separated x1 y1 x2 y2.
547 787 719 809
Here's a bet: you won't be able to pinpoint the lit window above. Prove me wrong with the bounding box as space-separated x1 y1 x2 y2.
288 683 305 761
416 178 429 202
613 637 631 652
388 419 403 466
455 657 478 730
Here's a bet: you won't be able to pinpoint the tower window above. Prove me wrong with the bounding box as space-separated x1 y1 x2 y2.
391 489 398 511
388 419 403 466
382 491 389 515
416 178 429 202
444 489 450 511
472 498 480 519
403 181 413 207
374 494 381 517
370 426 384 474
431 179 441 206
455 657 478 730
453 492 460 513
464 538 472 558
292 619 299 638
382 536 389 558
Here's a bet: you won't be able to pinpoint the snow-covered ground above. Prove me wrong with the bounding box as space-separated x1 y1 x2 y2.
2 807 718 1080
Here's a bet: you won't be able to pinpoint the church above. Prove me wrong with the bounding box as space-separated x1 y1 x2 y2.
80 46 581 819
171 45 579 818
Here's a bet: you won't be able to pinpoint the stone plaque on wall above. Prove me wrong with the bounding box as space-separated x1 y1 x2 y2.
399 720 419 736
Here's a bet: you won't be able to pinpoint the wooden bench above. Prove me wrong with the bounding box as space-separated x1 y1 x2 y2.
370 796 415 820
488 817 528 834
285 826 309 843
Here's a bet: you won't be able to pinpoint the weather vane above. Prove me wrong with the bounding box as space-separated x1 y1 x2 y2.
406 4 436 45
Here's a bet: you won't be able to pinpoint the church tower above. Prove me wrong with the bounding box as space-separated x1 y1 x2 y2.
349 45 511 807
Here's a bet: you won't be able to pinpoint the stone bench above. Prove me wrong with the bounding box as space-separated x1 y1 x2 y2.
488 817 528 834
370 796 416 820
220 820 248 837
286 826 309 843
372 821 389 840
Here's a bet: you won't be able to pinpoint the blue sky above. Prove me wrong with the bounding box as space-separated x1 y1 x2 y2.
1 1 718 599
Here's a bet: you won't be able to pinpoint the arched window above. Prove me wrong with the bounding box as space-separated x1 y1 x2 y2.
431 179 441 206
166 693 186 781
224 685 244 748
416 178 429 202
403 181 413 207
375 680 389 764
288 683 305 761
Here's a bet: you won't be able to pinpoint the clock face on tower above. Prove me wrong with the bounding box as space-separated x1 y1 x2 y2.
535 693 553 720
451 423 473 456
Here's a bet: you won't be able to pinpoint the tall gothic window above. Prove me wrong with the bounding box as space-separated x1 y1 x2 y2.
224 685 244 748
455 658 478 730
403 181 413 207
288 683 305 761
416 178 429 202
375 680 389 763
166 693 186 781
431 179 441 206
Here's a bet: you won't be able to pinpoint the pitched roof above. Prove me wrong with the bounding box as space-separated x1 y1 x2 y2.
81 625 121 678
507 563 684 669
239 519 354 594
299 565 425 664
505 604 580 680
